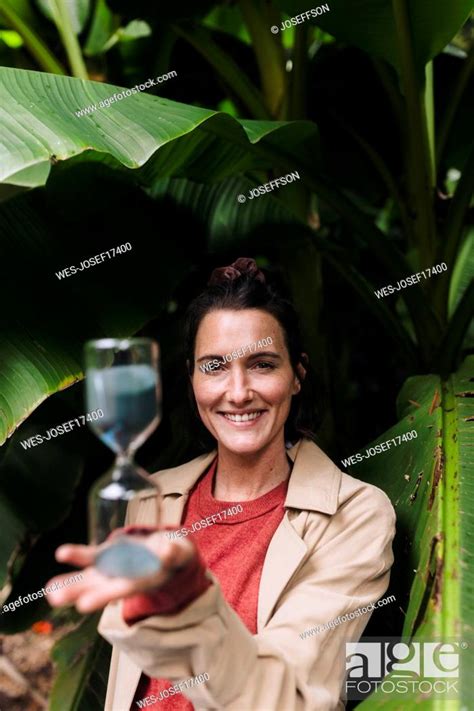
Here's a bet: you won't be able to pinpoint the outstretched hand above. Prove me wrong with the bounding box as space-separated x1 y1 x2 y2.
46 531 197 614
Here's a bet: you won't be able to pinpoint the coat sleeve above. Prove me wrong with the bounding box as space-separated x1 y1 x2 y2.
98 486 396 710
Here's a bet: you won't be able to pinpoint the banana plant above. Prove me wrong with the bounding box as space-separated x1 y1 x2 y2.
353 356 474 708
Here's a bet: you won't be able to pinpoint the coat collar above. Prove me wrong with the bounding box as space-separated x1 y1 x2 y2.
150 439 341 515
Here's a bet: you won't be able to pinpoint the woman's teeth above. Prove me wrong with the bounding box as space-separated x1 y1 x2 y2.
224 411 262 422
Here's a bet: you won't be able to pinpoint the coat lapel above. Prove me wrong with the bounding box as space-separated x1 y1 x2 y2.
257 439 341 629
257 511 308 630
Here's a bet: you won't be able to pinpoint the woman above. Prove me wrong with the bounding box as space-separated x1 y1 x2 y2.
48 258 396 710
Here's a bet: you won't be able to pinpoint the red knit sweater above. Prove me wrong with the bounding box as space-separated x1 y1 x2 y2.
125 459 288 710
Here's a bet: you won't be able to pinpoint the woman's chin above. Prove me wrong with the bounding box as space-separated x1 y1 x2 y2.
217 431 269 456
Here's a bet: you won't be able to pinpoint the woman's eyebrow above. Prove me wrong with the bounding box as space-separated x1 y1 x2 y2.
196 354 222 362
196 350 282 363
248 351 281 359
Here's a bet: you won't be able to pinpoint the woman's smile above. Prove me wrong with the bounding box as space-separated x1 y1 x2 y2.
219 409 267 425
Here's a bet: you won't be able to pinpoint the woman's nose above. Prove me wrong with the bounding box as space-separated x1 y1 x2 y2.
226 367 253 403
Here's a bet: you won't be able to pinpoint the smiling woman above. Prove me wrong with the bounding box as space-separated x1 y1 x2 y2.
47 258 396 711
185 258 317 452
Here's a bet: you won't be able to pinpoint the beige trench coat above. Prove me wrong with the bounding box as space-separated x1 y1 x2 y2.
99 438 396 711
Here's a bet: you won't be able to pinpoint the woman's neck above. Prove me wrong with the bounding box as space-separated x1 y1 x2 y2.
213 437 291 501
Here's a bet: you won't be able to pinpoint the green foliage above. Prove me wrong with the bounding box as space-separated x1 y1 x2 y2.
357 356 474 707
36 0 91 35
0 0 472 708
50 613 111 711
275 0 473 79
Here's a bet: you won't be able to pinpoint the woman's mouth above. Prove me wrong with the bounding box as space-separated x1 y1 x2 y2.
221 410 265 423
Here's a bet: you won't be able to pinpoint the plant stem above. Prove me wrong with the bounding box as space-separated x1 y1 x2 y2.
433 143 474 318
238 0 286 118
287 24 308 120
443 143 474 264
425 61 436 181
392 0 437 266
49 0 88 79
0 1 65 74
437 44 474 166
284 24 312 220
434 282 474 376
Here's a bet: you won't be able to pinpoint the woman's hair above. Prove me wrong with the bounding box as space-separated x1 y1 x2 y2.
183 258 320 445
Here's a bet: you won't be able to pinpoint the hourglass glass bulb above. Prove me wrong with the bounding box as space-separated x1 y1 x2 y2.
84 338 163 578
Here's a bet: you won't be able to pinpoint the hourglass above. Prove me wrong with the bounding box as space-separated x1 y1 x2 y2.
84 338 162 578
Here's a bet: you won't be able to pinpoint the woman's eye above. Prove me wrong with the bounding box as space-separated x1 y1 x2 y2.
253 361 275 370
209 361 227 373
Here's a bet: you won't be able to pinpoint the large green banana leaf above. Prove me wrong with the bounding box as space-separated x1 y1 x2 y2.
275 0 472 79
0 66 318 189
350 355 474 708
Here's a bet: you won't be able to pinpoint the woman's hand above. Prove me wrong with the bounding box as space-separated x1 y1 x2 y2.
46 531 197 614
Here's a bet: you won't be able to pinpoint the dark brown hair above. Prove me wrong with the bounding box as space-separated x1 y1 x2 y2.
183 258 319 445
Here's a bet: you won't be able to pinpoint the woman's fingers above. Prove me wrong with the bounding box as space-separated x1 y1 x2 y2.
74 573 141 613
46 533 199 612
55 543 97 567
73 566 180 613
48 567 169 613
46 568 97 606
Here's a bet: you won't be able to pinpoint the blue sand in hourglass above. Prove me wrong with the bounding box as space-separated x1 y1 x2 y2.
86 364 158 452
96 538 161 578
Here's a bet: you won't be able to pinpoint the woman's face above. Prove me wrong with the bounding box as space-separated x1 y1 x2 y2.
191 309 301 456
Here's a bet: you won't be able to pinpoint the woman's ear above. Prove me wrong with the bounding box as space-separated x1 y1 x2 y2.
293 357 307 395
296 353 308 385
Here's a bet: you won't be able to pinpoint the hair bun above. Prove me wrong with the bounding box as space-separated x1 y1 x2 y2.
208 258 266 286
